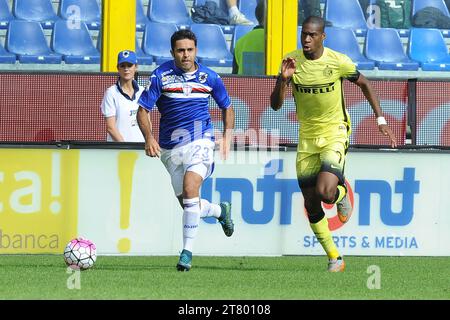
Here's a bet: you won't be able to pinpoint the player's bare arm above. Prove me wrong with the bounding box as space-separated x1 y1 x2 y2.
220 106 235 160
270 57 296 111
137 106 161 157
354 74 398 148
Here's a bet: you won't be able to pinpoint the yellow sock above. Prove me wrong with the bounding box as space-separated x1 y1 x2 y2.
310 216 340 259
335 185 347 203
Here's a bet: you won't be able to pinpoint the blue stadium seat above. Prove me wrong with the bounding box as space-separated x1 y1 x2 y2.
13 0 60 29
0 43 16 63
364 28 419 70
324 0 368 36
51 20 100 64
135 38 153 65
324 27 375 70
0 0 14 29
136 0 149 31
412 0 450 17
408 28 450 71
190 23 233 67
96 31 153 66
231 25 254 53
142 22 178 65
6 20 62 63
238 0 258 25
297 26 302 49
59 0 101 30
148 0 191 29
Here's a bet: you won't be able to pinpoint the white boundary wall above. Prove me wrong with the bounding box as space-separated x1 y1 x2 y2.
77 149 450 256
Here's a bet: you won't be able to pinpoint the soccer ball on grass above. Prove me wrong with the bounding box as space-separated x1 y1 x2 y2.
63 237 97 270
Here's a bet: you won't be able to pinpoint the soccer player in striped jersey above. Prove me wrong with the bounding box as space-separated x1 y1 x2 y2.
271 16 397 272
137 30 235 272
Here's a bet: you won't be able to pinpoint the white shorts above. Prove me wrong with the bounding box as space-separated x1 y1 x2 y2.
160 138 215 196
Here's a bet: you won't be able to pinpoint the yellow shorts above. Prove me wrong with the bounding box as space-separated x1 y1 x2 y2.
296 131 349 188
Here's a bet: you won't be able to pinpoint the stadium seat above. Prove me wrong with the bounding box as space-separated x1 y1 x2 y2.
231 25 254 53
324 0 368 36
238 0 258 25
408 28 450 71
364 28 420 70
13 0 60 29
0 43 16 63
324 27 375 70
412 0 450 17
190 23 233 67
148 0 191 29
142 22 177 65
135 38 153 65
0 0 14 29
59 0 101 30
297 26 302 49
6 20 62 63
51 20 100 64
97 31 153 65
136 0 149 31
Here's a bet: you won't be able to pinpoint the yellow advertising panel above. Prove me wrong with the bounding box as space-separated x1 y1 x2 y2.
0 149 79 253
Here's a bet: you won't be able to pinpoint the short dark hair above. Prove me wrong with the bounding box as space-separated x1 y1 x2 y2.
170 29 197 51
303 15 325 33
255 0 265 26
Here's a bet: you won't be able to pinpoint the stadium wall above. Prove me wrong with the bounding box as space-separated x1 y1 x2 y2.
2 73 450 147
0 146 449 256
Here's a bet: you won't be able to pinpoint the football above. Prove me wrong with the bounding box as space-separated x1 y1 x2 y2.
63 237 97 270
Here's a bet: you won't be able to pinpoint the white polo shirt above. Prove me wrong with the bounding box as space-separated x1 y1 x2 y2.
100 79 145 142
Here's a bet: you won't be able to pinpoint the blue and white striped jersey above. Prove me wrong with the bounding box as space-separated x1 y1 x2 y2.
138 60 231 149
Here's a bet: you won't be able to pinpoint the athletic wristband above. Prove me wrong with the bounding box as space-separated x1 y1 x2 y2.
377 116 387 126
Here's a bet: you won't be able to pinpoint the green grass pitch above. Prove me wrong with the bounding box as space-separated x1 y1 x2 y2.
0 255 448 299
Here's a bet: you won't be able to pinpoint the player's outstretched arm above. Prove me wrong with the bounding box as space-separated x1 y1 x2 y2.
353 74 398 148
137 106 161 157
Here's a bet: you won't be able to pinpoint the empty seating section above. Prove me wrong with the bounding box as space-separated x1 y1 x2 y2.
325 0 367 36
0 0 449 72
142 22 177 65
408 28 450 70
365 28 419 70
136 0 149 31
51 20 99 63
0 0 13 29
148 0 191 29
6 20 62 63
324 27 375 70
0 41 15 63
190 23 233 67
59 0 100 30
13 0 59 29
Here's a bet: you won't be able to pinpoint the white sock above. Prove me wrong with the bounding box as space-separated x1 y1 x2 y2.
200 199 222 219
228 5 240 17
182 198 200 252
